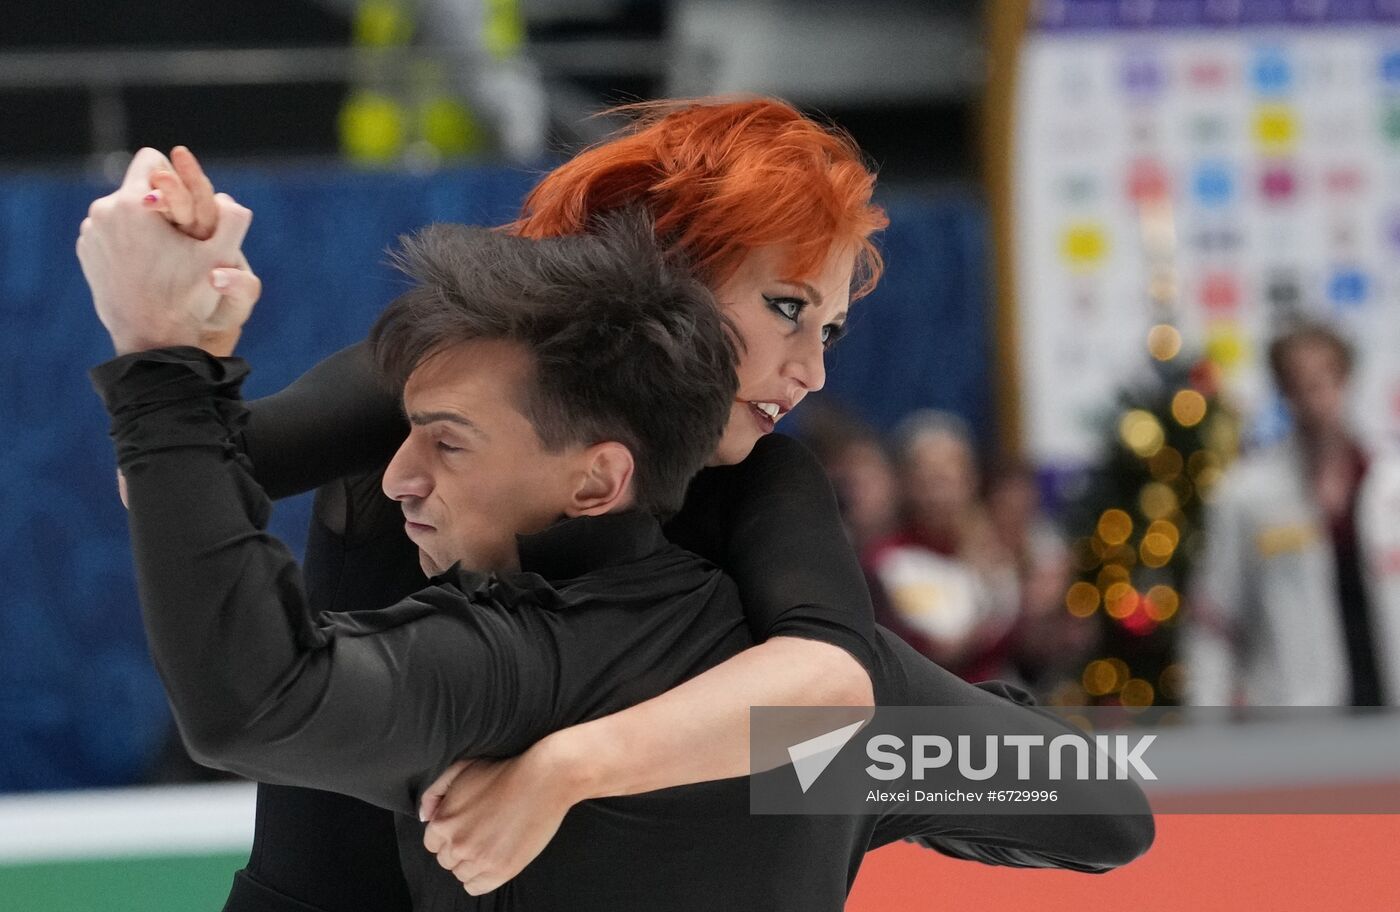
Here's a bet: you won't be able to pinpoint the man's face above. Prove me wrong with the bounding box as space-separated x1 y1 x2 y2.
382 339 584 576
1281 342 1349 440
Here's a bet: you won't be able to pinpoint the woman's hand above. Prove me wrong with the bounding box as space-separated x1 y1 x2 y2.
419 734 591 895
143 146 262 356
147 145 220 239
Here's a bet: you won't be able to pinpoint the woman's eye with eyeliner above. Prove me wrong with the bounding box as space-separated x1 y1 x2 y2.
764 295 805 321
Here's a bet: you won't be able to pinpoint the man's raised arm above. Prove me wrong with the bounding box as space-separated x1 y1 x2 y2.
91 346 552 817
78 167 548 815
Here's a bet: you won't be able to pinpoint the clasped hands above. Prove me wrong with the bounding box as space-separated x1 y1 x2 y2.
76 146 261 356
77 146 588 894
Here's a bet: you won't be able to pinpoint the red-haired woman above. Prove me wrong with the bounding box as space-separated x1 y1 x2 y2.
141 98 1150 909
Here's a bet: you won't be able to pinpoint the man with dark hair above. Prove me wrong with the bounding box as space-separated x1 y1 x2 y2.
370 218 732 523
1188 320 1400 706
87 209 743 804
80 164 1151 910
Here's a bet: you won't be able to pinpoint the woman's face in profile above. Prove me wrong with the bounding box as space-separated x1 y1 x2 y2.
709 243 858 465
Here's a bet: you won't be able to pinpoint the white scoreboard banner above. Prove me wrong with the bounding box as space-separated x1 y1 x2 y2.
1015 0 1400 465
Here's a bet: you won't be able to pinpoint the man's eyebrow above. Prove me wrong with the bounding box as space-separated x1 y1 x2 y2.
407 411 486 437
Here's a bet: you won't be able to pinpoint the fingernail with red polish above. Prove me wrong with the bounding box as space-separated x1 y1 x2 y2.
143 192 160 205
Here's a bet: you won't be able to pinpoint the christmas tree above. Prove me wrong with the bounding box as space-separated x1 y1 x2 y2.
1058 201 1239 708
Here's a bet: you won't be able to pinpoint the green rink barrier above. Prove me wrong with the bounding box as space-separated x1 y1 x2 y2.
0 852 248 912
0 782 255 911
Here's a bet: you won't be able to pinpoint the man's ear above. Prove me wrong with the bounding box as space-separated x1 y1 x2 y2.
565 441 635 516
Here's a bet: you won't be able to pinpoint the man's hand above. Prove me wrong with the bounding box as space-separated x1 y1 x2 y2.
419 735 590 895
77 148 254 355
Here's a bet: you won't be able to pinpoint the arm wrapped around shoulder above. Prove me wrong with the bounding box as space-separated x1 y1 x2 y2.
705 432 881 686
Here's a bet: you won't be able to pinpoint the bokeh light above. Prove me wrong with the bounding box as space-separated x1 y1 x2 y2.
1139 481 1179 518
1097 508 1134 546
1104 583 1138 618
1145 584 1181 621
1119 410 1165 457
1147 323 1182 361
1096 563 1130 589
1140 539 1170 567
1082 658 1125 696
1065 581 1101 617
1189 449 1225 496
1171 389 1208 426
1119 677 1155 707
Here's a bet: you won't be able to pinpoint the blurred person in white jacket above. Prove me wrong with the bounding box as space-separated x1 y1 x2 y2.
1186 322 1400 706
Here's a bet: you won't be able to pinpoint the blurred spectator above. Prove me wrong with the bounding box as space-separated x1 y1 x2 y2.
1185 322 1400 706
985 462 1097 700
865 411 1021 682
800 403 899 553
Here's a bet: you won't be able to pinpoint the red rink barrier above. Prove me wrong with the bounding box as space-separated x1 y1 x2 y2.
848 814 1400 911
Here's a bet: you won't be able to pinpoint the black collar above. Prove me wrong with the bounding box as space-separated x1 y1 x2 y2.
515 511 667 582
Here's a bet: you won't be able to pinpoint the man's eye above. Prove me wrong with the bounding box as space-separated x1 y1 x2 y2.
436 442 463 454
764 295 805 321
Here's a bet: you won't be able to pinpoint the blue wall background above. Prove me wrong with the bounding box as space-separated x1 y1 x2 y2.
0 165 990 791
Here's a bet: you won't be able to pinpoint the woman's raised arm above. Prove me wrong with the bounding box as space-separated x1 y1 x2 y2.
241 341 406 499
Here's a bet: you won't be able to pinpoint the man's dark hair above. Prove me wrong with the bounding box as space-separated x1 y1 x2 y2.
1268 320 1354 396
369 210 738 516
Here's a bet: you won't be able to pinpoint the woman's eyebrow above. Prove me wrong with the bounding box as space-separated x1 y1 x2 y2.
779 279 823 305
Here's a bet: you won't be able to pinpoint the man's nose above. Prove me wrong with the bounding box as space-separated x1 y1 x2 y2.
382 437 432 501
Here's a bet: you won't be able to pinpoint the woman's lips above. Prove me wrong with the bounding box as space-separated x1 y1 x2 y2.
747 401 775 433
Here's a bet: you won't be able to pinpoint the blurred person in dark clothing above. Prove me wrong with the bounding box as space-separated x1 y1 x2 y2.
1186 322 1400 706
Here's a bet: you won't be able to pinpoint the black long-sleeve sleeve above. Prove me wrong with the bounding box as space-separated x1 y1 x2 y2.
92 348 557 816
868 629 1155 873
668 432 880 677
674 438 1153 873
241 342 406 499
236 343 415 912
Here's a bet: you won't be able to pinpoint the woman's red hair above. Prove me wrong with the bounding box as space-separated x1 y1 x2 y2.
508 97 888 298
